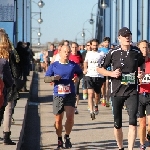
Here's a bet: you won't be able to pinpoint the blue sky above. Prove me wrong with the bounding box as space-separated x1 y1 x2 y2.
32 0 98 44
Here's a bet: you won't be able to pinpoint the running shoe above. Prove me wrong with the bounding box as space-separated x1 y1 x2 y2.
57 140 63 149
106 102 110 107
140 144 146 150
74 108 79 114
64 135 72 148
101 99 106 106
83 93 88 100
94 106 99 115
90 112 95 120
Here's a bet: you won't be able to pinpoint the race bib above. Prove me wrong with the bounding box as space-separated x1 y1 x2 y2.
141 74 150 84
88 63 98 73
58 84 71 94
121 73 135 85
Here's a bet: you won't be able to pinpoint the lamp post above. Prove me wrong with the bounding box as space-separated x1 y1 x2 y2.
32 12 43 24
32 37 41 46
89 0 108 38
75 29 92 44
30 0 45 48
32 27 42 37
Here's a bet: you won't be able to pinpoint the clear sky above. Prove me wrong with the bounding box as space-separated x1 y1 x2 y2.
32 0 98 45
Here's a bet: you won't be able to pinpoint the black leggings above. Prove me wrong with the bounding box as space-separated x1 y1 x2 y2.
112 95 138 129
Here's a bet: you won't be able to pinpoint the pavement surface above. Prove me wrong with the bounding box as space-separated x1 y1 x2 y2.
21 72 149 150
0 72 33 150
2 71 149 150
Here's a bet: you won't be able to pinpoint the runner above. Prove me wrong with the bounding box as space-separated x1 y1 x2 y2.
98 37 111 107
83 39 105 120
69 42 83 114
81 41 91 101
97 27 145 150
137 40 149 150
45 45 82 149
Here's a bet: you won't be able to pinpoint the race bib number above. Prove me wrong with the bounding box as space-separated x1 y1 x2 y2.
88 63 98 73
121 73 135 85
58 84 71 94
141 74 150 84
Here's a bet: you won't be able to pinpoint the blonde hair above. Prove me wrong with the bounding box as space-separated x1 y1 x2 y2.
0 29 10 59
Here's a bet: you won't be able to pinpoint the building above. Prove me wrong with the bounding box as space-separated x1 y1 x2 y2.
95 0 150 44
0 0 31 46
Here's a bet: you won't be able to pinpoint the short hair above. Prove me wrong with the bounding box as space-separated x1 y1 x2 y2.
64 40 69 44
58 42 63 46
50 43 54 46
137 40 148 47
90 39 99 45
71 42 78 47
103 37 110 42
86 40 91 44
27 42 30 46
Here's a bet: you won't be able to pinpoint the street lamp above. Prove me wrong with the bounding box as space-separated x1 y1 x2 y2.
31 1 45 47
38 0 45 8
101 0 108 9
32 12 43 24
32 27 42 37
32 0 45 8
90 0 107 38
32 37 41 46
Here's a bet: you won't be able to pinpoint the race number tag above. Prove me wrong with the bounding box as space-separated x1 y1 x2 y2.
88 62 98 73
141 74 150 84
121 73 135 85
58 84 71 94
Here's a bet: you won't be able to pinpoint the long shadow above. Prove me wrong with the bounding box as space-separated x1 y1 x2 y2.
21 72 41 150
40 139 141 149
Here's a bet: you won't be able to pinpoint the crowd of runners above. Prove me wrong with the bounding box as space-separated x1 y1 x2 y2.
44 27 150 150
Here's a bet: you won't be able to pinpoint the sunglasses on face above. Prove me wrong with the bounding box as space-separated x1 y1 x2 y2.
87 45 90 46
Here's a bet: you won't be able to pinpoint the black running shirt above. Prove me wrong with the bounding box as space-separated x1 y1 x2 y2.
101 45 145 97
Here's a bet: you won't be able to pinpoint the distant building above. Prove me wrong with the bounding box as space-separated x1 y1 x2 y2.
95 0 150 43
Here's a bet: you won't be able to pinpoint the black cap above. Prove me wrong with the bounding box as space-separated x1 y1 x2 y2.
118 27 132 36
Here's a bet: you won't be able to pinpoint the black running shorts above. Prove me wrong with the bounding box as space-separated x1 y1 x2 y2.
85 76 104 94
138 93 150 117
53 94 76 115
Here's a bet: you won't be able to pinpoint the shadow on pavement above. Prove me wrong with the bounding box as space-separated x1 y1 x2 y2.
21 72 41 150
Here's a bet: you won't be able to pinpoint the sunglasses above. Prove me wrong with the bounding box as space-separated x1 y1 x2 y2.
87 45 90 46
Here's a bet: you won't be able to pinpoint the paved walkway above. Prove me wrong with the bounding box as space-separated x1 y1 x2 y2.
0 72 33 150
37 72 143 150
5 71 148 150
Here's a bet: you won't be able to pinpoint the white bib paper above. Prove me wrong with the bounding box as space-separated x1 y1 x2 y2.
58 84 71 94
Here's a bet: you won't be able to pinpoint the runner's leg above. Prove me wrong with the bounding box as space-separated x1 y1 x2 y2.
125 95 138 150
64 106 75 135
112 96 124 149
138 94 146 147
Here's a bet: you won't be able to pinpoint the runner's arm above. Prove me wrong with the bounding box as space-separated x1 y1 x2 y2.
74 63 83 80
44 64 54 83
97 51 115 77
